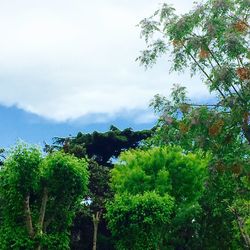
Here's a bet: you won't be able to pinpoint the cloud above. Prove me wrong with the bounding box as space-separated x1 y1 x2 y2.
0 0 209 122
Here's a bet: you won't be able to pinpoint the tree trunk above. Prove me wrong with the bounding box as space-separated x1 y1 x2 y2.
38 187 48 232
92 212 101 250
235 214 250 249
231 206 250 249
24 194 34 237
37 187 48 250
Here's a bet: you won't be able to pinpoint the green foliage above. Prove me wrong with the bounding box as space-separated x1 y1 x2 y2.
0 144 42 249
138 1 250 246
41 151 88 204
146 84 250 249
149 85 250 173
106 192 174 250
0 143 89 250
49 127 153 250
111 147 208 200
51 126 153 166
3 143 42 195
138 0 250 143
107 146 209 249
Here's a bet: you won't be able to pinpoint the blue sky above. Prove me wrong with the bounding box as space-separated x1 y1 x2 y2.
0 0 212 148
0 104 155 148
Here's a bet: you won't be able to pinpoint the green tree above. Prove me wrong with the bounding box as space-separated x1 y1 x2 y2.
138 0 250 248
137 0 250 142
106 192 174 250
144 80 249 249
107 146 209 249
148 84 250 175
71 160 112 250
0 143 89 250
52 126 153 166
48 126 153 250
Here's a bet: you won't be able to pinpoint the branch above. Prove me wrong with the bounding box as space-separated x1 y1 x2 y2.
207 47 245 103
189 103 221 107
207 47 222 69
182 43 226 100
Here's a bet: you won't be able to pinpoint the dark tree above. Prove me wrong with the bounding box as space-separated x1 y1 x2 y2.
52 126 153 166
48 126 153 250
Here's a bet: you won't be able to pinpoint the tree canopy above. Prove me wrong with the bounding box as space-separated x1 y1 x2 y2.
138 0 250 142
48 126 153 250
136 0 250 248
0 143 89 250
51 126 153 166
107 146 209 249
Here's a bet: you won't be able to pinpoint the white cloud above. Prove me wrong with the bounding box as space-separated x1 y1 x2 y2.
0 0 210 122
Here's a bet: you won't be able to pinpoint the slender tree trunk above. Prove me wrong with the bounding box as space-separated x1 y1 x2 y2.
92 211 101 250
235 214 250 249
37 187 48 250
24 194 34 237
230 206 250 249
38 187 48 232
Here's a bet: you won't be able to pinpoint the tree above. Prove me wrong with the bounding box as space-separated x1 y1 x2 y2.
148 84 250 176
48 126 153 250
52 126 153 166
106 192 174 250
71 160 112 250
0 143 89 250
138 1 250 248
144 73 249 250
137 0 250 143
107 146 209 249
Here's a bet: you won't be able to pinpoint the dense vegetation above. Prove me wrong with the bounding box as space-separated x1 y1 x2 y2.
107 147 209 249
51 127 153 249
0 144 89 249
0 0 249 249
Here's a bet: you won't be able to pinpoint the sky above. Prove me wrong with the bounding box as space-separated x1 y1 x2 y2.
0 0 212 148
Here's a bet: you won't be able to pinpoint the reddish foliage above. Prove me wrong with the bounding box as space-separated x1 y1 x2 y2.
236 67 250 80
234 20 248 32
215 161 226 173
209 119 224 137
199 49 210 59
179 122 189 134
231 163 243 175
